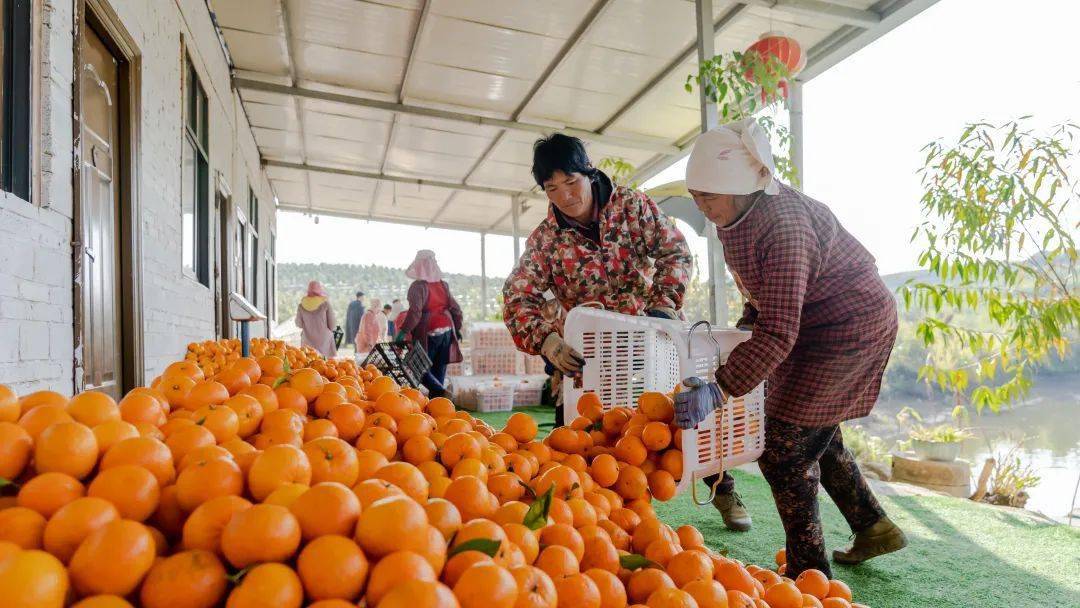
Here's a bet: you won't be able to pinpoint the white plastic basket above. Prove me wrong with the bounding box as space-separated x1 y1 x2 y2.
560 307 765 499
471 348 524 375
476 382 515 412
513 378 545 407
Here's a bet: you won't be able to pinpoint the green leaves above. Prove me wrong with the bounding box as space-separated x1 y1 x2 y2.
523 487 554 531
448 538 502 559
619 554 661 571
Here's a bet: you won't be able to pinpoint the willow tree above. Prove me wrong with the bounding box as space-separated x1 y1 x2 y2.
900 119 1079 413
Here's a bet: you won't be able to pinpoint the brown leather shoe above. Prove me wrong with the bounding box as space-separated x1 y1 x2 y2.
712 491 752 532
832 516 907 564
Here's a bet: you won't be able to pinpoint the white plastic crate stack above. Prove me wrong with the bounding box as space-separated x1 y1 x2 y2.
524 354 547 374
560 307 765 498
446 345 472 378
513 376 547 407
475 380 515 412
469 323 524 375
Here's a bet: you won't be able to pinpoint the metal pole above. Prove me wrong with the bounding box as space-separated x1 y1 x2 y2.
511 196 521 261
695 0 728 326
240 321 250 357
480 232 488 320
789 80 805 188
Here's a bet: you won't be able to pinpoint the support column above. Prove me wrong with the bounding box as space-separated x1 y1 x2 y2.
696 0 728 326
789 79 805 187
511 196 522 261
480 232 488 320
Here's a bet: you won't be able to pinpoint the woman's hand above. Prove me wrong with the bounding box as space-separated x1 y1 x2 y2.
673 377 727 429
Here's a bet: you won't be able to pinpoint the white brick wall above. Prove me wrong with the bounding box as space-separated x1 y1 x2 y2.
1 0 276 395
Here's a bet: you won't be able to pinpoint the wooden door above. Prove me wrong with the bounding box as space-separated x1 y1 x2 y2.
78 25 123 398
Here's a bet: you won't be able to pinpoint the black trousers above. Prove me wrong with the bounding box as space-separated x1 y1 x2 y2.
421 331 452 396
757 417 886 578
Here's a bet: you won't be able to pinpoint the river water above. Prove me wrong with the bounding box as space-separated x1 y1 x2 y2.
867 376 1080 525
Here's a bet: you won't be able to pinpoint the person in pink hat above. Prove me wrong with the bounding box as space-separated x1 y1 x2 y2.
294 280 338 358
397 250 463 397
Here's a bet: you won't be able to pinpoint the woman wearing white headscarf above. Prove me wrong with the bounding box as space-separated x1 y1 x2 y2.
675 118 905 578
355 298 388 354
398 250 464 397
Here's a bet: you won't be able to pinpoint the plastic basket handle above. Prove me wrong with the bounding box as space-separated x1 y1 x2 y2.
689 394 728 507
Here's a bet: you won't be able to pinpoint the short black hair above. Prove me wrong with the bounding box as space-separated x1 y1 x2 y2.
382 304 391 310
532 133 595 187
355 291 364 298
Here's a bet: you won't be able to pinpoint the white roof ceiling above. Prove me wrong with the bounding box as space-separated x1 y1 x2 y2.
210 0 937 235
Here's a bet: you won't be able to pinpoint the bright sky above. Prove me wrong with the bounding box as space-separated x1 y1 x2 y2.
279 0 1079 277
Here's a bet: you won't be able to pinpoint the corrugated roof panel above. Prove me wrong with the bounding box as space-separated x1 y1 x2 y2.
403 62 532 115
303 111 390 145
290 0 417 58
467 160 534 191
294 42 404 94
244 101 299 131
269 179 307 205
305 137 385 169
416 15 564 80
212 0 282 36
385 147 476 181
392 124 495 159
220 30 289 76
589 0 697 57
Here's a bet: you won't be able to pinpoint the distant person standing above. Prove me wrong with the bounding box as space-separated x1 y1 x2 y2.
345 291 365 352
398 250 464 398
356 298 388 354
295 281 337 358
383 303 394 335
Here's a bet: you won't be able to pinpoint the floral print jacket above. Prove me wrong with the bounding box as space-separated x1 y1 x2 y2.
502 173 693 354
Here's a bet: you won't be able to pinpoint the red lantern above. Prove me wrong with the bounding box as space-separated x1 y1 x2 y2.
743 32 805 102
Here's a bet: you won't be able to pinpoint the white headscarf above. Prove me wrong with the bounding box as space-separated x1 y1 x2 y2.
405 249 444 282
685 117 779 196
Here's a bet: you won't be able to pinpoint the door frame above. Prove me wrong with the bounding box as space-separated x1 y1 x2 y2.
72 0 143 392
214 170 232 338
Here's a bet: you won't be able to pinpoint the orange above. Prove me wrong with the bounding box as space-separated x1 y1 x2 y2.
644 538 680 567
440 432 482 468
42 496 120 563
355 426 398 460
534 464 581 500
0 421 33 478
288 368 326 402
70 595 134 607
0 549 70 608
504 412 539 443
641 422 673 451
627 568 676 604
118 393 166 427
273 385 308 415
715 560 759 597
820 599 852 608
589 453 619 488
419 524 449 572
365 376 399 403
289 482 361 540
18 404 74 440
648 470 678 502
553 572 601 608
87 464 161 521
803 596 825 608
795 569 830 599
100 436 176 486
16 472 85 518
826 580 852 602
638 393 674 423
355 448 390 481
682 579 728 608
67 391 121 426
257 355 286 378
584 570 625 608
378 580 459 608
165 424 217 466
452 518 509 549
181 495 252 555
645 588 697 608
614 466 649 500
374 461 429 502
192 404 240 443
223 394 263 438
355 495 429 558
304 436 360 486
215 366 252 396
397 412 435 442
577 392 605 420
225 562 303 608
454 562 519 608
176 457 244 512
248 444 312 501
240 383 279 414
159 375 197 410
296 534 369 601
366 411 399 434
149 485 186 540
676 525 705 549
92 420 140 453
535 544 579 580
425 497 462 541
327 403 365 442
614 435 648 466
313 390 347 418
352 478 405 510
581 537 620 574
503 522 540 564
443 475 496 521
19 389 69 412
178 444 233 471
69 519 156 596
490 432 519 453
220 503 302 568
183 381 230 411
263 482 309 507
365 550 435 605
0 506 46 549
0 384 18 423
426 396 455 418
232 357 263 384
139 549 227 608
442 550 493 587
763 581 805 608
164 361 205 382
404 435 439 465
35 421 99 479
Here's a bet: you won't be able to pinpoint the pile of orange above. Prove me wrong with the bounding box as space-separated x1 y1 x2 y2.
0 350 868 608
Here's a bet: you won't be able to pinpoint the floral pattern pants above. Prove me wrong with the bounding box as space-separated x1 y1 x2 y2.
758 417 886 578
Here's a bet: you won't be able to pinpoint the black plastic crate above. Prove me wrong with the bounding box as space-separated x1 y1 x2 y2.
361 341 432 388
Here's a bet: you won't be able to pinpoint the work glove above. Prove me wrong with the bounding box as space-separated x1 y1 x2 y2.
673 376 728 429
646 307 679 320
541 333 585 376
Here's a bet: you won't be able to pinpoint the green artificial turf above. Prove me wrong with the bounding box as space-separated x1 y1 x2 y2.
475 406 1080 608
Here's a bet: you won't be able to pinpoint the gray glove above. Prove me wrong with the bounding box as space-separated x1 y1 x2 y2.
673 377 727 429
541 333 585 376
